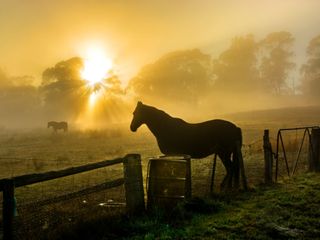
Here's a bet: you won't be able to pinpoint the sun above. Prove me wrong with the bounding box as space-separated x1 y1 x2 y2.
80 47 113 87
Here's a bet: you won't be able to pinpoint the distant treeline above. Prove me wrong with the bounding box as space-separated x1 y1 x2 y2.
129 32 320 104
0 31 319 127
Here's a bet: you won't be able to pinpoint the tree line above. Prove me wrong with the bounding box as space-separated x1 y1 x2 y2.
129 32 320 105
0 31 319 126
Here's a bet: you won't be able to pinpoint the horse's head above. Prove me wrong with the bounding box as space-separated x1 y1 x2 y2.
130 101 145 132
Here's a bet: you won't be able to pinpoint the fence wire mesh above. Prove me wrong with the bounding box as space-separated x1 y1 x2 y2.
0 165 126 240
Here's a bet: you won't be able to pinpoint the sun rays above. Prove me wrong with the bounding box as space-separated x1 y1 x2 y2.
81 47 113 86
80 46 113 107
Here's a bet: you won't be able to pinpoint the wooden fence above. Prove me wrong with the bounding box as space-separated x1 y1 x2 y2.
0 154 145 240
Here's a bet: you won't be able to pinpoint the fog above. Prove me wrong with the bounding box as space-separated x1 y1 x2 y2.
1 1 320 129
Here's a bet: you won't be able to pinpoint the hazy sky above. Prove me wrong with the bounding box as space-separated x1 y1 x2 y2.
1 0 320 85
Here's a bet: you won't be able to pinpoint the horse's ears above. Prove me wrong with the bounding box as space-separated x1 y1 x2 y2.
137 101 143 106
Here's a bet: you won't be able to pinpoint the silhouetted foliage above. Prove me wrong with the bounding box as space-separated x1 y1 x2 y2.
42 57 84 85
0 68 35 88
259 31 295 94
300 35 320 98
212 35 259 92
0 72 41 127
40 57 88 119
104 71 125 95
41 56 129 122
128 49 213 105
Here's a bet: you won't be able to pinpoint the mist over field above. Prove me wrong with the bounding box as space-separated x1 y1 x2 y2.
1 0 320 129
1 36 320 129
2 2 320 239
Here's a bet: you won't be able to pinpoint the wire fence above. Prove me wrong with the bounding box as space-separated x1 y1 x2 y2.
12 182 126 239
0 155 144 240
190 140 266 196
191 127 318 195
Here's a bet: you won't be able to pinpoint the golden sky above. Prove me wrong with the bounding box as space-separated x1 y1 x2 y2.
1 0 320 85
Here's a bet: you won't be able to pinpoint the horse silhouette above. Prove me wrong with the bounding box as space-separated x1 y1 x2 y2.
130 101 242 190
47 121 68 133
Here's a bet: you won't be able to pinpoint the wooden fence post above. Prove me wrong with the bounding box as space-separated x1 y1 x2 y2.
263 129 273 184
308 128 320 172
123 154 145 215
3 179 15 240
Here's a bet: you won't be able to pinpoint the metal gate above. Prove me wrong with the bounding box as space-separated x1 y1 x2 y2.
275 126 319 181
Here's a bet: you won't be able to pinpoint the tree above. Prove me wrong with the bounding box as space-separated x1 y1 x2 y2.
104 70 125 95
300 35 320 98
0 70 41 127
40 57 129 124
259 31 295 94
212 35 259 92
42 57 84 85
128 49 213 105
40 57 88 119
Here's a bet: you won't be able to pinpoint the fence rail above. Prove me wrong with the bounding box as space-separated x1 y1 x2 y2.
0 154 145 240
0 157 123 190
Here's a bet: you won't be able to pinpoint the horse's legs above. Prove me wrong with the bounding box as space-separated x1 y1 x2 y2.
210 154 217 193
232 150 240 189
218 152 233 190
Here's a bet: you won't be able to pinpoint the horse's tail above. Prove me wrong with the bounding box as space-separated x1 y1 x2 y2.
232 127 242 155
236 127 242 147
232 127 242 188
232 127 242 161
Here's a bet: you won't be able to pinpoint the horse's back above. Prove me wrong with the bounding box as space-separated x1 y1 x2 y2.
48 121 68 131
158 118 241 158
186 119 239 138
196 119 237 129
60 121 68 126
60 121 68 130
195 119 240 143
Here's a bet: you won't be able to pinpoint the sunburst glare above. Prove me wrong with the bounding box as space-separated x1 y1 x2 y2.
81 47 113 87
80 46 113 108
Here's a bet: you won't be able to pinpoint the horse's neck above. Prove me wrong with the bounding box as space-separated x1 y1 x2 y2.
145 121 161 138
144 111 172 139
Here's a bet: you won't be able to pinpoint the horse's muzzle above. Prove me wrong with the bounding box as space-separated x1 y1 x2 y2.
130 125 137 132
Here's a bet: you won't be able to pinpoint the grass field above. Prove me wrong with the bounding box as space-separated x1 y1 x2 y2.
0 105 319 239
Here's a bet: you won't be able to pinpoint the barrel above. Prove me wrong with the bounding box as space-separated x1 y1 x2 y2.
147 155 191 211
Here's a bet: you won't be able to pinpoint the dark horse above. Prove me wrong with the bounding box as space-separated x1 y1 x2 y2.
47 121 68 133
130 101 242 190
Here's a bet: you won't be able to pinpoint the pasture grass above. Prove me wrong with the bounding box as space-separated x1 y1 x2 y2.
1 107 319 239
58 172 320 240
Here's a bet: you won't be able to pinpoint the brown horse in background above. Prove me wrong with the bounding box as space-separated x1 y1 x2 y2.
130 101 242 190
47 121 68 133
